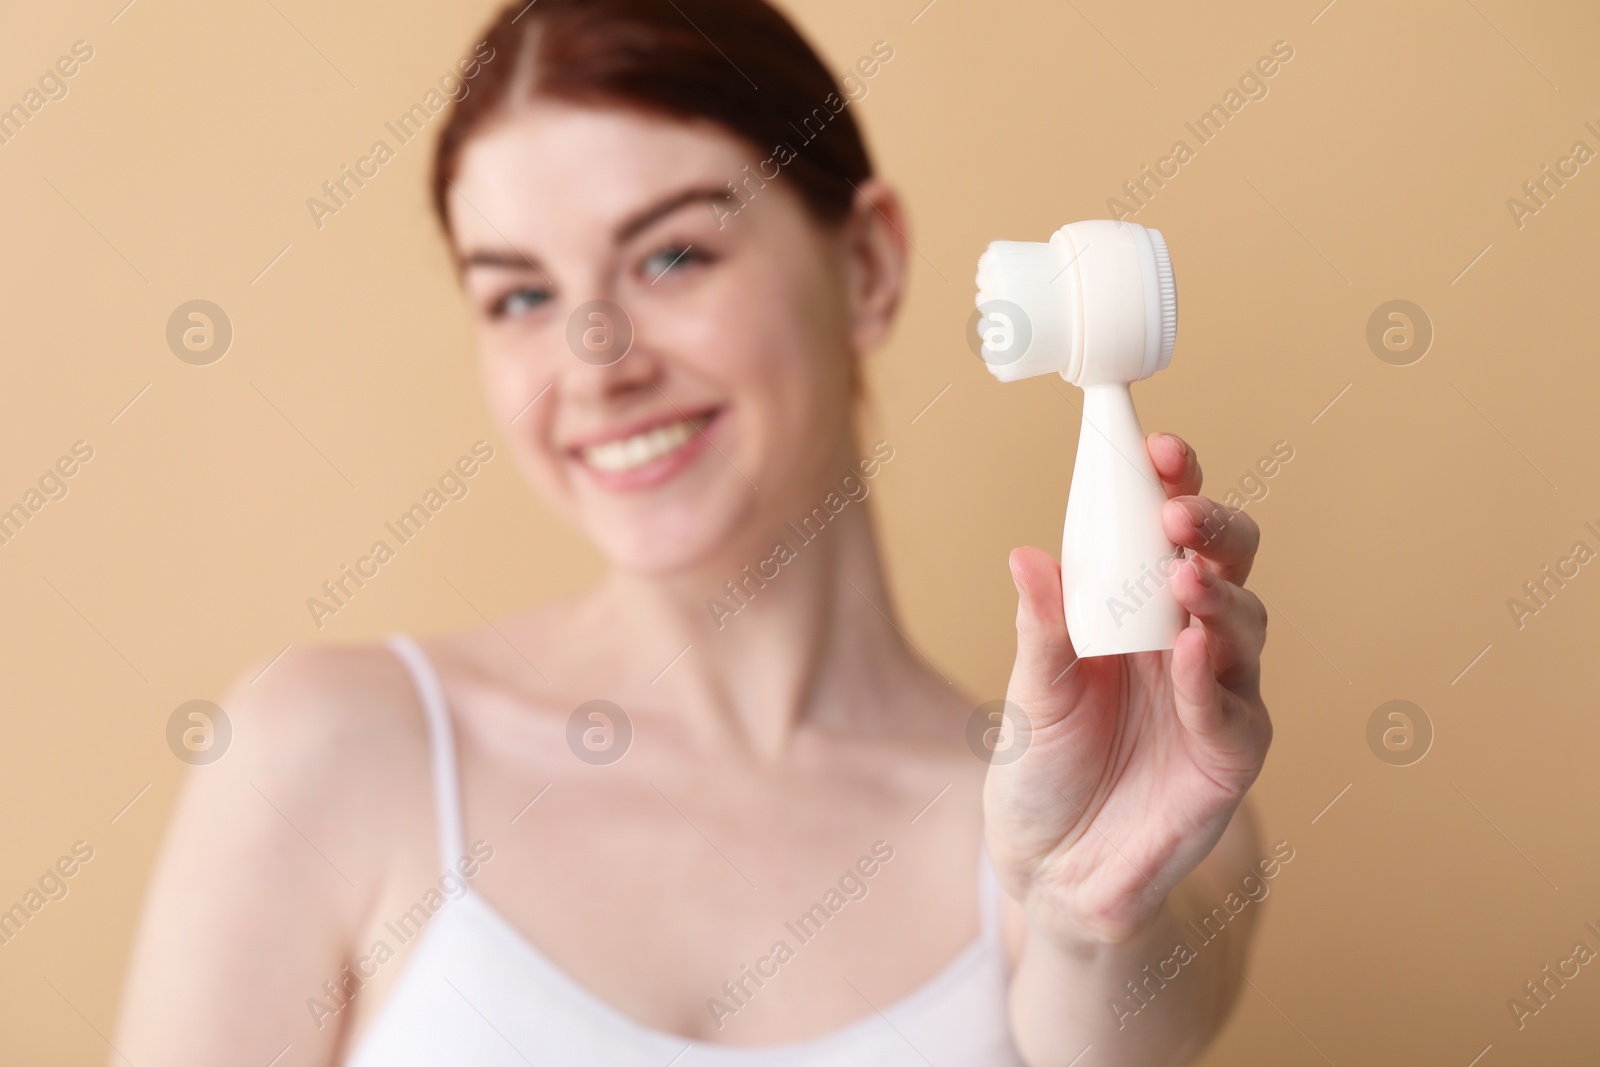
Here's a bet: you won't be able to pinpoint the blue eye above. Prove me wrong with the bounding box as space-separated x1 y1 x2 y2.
494 286 550 318
642 245 702 281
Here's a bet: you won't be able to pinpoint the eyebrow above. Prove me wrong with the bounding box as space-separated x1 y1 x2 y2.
459 248 545 272
457 184 735 275
614 184 735 244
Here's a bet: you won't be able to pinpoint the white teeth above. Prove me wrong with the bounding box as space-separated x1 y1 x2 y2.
581 418 701 472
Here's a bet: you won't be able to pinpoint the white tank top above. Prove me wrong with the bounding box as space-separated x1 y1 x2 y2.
345 633 1026 1066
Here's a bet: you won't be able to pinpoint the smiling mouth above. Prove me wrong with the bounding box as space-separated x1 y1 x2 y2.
574 411 716 474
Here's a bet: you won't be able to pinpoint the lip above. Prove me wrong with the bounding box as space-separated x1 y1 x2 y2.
566 406 724 493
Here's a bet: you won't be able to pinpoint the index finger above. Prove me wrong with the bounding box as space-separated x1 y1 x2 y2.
1148 432 1202 499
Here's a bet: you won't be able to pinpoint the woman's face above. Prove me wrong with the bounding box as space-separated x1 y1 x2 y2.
449 102 890 574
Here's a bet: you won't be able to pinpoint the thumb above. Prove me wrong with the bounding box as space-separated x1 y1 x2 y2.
1007 546 1082 708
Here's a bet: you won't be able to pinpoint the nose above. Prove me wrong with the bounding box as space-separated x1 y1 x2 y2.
558 299 660 404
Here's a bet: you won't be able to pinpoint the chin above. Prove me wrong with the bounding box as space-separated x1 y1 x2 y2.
574 469 756 575
587 510 745 575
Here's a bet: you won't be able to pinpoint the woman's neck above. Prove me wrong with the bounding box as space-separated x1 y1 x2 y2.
590 462 921 760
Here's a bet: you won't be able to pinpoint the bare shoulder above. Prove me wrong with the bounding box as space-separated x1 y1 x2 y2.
224 639 430 775
414 595 600 716
115 639 438 1060
164 639 438 912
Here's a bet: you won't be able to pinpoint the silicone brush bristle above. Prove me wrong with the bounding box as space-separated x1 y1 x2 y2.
974 240 1075 382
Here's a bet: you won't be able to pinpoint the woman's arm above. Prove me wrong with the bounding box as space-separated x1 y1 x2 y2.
985 432 1275 1067
112 648 402 1066
1005 797 1264 1065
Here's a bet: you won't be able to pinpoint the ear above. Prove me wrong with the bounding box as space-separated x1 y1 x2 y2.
840 178 910 355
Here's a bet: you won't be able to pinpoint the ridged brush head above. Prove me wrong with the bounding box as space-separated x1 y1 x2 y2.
973 240 1079 383
975 221 1178 386
1147 228 1177 376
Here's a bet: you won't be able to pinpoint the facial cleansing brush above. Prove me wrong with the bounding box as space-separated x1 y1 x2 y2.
975 220 1184 657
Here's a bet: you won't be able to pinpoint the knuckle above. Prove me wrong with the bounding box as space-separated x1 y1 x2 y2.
1237 511 1262 553
1194 497 1234 546
1248 590 1269 633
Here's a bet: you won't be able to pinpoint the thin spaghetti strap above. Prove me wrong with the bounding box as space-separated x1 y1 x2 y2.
386 633 467 878
977 837 1002 948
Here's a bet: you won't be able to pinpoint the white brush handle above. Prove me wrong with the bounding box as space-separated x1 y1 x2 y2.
1061 383 1187 657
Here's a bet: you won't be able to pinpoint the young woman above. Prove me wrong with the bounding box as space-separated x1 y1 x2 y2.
114 1 1273 1063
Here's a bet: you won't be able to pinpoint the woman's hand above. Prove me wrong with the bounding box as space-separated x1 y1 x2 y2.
983 432 1272 947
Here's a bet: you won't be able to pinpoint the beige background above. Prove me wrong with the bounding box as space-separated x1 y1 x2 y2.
2 0 1598 1062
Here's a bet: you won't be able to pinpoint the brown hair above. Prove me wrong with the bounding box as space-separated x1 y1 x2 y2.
430 0 874 236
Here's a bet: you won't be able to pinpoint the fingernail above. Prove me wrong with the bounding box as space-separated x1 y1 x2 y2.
1182 499 1208 526
1163 433 1187 457
1189 558 1212 586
